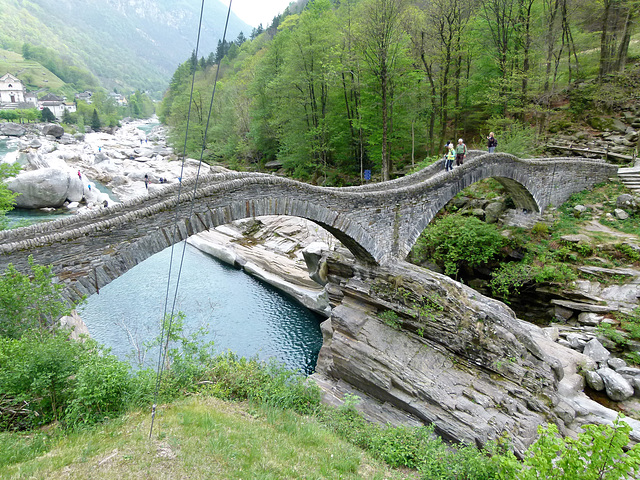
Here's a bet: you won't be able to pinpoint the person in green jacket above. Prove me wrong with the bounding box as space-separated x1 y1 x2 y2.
455 138 467 166
445 143 455 171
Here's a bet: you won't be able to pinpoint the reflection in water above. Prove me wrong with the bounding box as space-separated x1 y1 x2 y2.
80 242 324 374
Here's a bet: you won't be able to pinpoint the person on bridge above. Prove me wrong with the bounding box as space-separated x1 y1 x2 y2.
445 143 455 172
487 132 498 153
455 138 467 166
442 141 451 170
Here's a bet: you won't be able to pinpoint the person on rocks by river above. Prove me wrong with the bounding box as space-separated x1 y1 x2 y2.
455 138 467 166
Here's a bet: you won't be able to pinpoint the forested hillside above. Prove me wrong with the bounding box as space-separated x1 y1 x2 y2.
0 0 250 95
160 0 640 184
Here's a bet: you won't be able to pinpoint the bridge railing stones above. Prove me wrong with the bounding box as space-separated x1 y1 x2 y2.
0 154 617 296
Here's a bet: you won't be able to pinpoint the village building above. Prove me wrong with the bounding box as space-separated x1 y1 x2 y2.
109 92 127 106
75 91 93 103
0 73 38 109
38 93 76 119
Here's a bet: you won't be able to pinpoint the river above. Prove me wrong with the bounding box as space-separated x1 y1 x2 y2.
79 242 324 374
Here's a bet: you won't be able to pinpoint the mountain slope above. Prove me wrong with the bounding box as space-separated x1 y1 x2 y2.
0 0 250 94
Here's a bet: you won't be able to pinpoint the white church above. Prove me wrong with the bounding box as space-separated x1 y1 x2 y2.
0 73 37 108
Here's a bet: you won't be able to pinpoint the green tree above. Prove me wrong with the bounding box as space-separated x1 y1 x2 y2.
0 257 76 339
61 108 75 125
90 109 101 131
40 107 56 123
355 0 410 181
413 214 505 277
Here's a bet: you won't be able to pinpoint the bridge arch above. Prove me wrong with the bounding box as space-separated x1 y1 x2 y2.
397 153 596 261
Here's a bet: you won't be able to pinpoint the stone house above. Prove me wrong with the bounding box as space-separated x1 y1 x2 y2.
38 93 76 119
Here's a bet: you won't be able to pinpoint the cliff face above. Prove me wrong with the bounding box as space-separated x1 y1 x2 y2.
310 251 584 455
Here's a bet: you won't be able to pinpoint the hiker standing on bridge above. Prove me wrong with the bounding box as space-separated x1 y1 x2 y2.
443 141 451 170
445 143 455 172
455 138 467 166
487 132 498 153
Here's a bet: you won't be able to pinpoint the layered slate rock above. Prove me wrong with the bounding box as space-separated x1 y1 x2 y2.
312 252 565 455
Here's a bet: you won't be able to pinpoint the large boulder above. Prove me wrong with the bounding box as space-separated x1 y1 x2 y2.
0 123 26 137
42 124 65 139
5 168 82 208
597 368 634 401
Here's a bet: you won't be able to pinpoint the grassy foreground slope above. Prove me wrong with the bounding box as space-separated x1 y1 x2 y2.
0 396 408 480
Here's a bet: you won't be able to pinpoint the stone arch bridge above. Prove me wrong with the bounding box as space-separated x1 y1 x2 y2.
0 152 617 301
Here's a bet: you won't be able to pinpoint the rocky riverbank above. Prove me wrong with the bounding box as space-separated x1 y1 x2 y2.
1 118 213 211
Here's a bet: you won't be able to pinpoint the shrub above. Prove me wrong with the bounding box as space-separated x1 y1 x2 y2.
414 214 505 277
378 310 401 329
0 332 134 430
203 353 321 415
500 416 640 479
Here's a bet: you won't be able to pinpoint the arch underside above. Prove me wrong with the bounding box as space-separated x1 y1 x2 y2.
61 199 378 301
400 174 542 262
492 177 539 213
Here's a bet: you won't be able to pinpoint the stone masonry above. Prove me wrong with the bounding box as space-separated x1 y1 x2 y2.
0 152 617 302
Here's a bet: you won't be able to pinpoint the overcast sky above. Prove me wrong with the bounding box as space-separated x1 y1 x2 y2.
229 0 292 28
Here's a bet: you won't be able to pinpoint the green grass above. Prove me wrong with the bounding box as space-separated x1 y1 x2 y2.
0 396 408 480
0 49 66 92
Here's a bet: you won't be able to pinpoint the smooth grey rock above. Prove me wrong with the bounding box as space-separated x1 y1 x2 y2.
584 370 605 391
617 194 637 210
552 299 615 314
560 234 590 243
607 357 627 370
616 367 640 377
578 312 603 326
574 205 587 213
583 338 611 363
0 123 26 136
484 201 505 224
555 305 574 321
42 124 64 138
597 368 634 401
615 208 629 220
566 333 587 350
57 133 75 145
303 242 330 286
5 168 82 208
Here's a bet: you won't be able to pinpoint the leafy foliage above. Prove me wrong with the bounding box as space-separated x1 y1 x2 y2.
40 107 56 123
0 332 131 429
413 214 505 277
0 257 75 339
500 416 640 479
0 163 20 229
